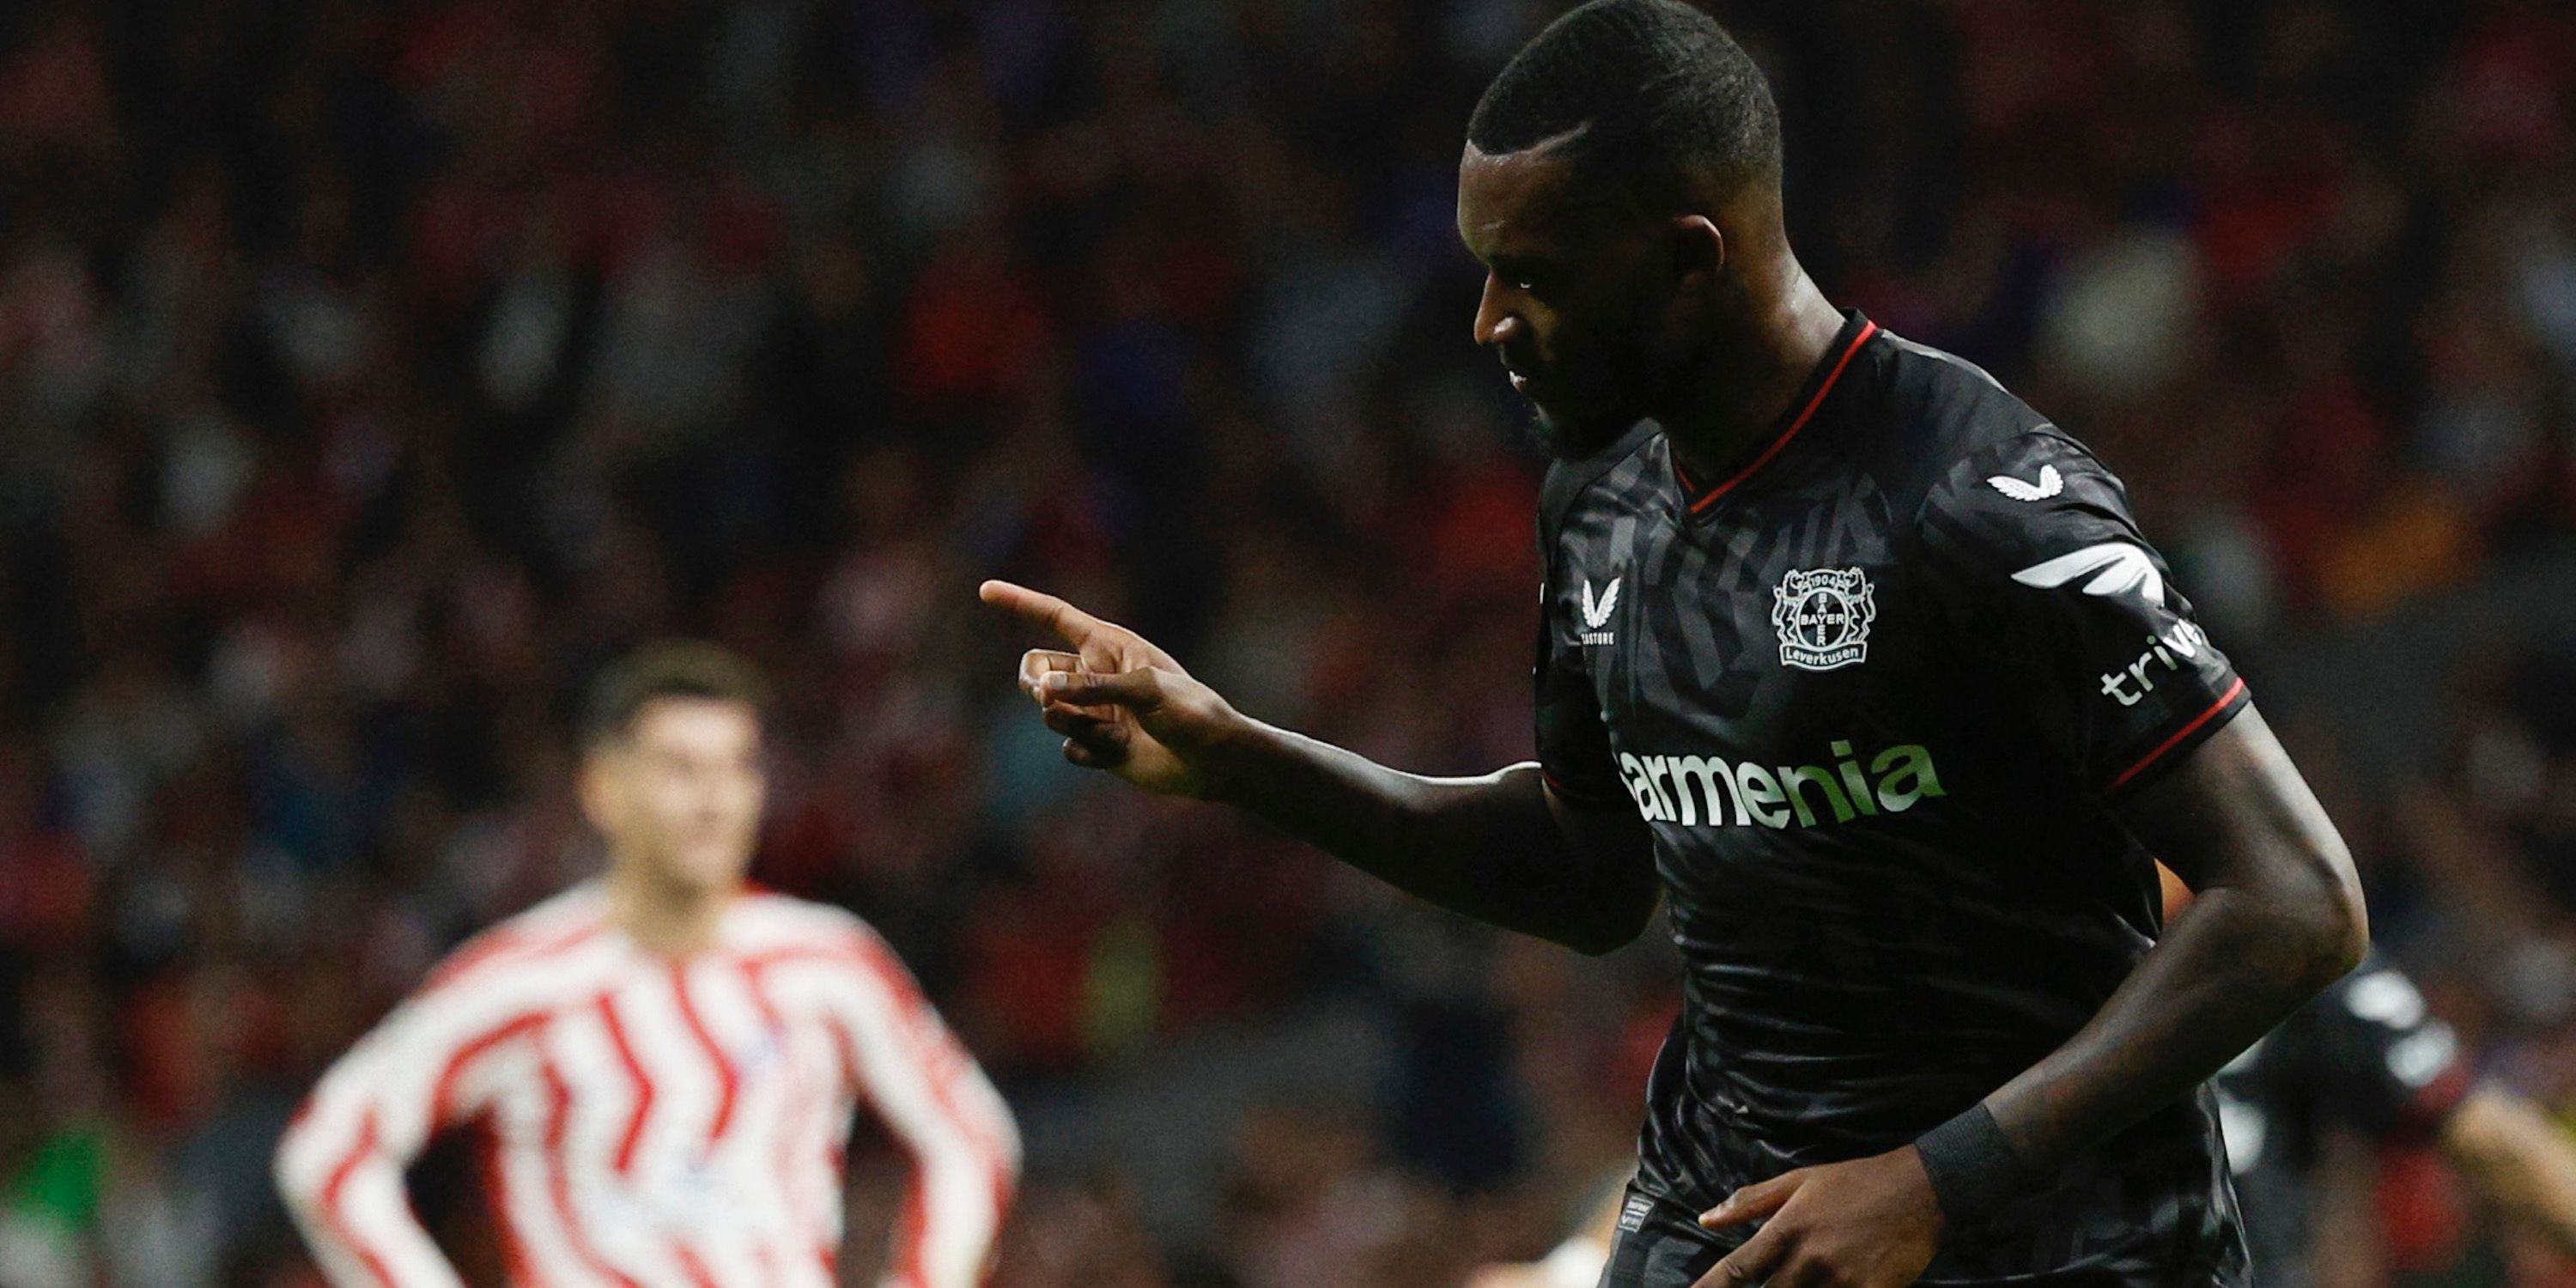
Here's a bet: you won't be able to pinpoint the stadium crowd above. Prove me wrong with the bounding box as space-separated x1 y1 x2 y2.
1 0 2575 1284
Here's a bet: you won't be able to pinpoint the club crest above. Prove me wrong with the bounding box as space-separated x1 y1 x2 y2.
1771 567 1875 672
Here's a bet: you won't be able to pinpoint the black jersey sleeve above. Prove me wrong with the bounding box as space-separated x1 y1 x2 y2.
1917 430 2251 795
1534 461 1627 810
2310 956 2473 1139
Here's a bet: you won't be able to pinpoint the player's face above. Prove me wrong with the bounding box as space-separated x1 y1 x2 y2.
1458 143 1676 459
582 697 768 896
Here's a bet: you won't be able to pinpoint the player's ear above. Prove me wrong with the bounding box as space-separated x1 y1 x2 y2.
1668 213 1726 295
576 744 623 834
1664 213 1726 342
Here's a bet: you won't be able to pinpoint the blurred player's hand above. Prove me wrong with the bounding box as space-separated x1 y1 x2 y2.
981 580 1241 798
1693 1146 1942 1288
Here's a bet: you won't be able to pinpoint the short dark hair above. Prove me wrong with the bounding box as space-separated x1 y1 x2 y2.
1467 0 1780 207
581 641 771 746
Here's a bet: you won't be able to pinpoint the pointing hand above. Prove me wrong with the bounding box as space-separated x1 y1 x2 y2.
979 580 1243 799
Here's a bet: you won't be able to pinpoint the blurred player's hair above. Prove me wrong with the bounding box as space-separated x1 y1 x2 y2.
1467 0 1780 208
581 641 772 747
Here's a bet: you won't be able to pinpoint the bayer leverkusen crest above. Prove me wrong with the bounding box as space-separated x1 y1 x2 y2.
1772 567 1875 672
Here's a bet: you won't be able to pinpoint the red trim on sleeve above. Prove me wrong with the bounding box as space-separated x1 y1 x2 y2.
2111 677 2248 791
1542 769 1630 811
1688 320 1879 513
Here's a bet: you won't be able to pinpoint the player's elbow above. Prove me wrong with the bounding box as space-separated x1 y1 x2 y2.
2272 837 2368 992
271 1110 333 1218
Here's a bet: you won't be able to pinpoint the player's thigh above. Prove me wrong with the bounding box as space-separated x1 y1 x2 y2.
1598 1200 1724 1288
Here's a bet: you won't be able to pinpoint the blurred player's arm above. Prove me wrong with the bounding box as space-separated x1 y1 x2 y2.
273 987 494 1288
2442 1085 2576 1261
980 580 1658 955
835 935 1022 1288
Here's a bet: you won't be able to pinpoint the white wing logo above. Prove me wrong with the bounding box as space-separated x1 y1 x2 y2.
1987 464 2063 501
2010 543 2164 603
1580 577 1621 629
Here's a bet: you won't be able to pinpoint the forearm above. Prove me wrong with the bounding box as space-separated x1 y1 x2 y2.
849 988 1019 1288
890 1152 1009 1288
275 1117 463 1288
1975 879 2360 1180
2444 1086 2576 1260
1203 719 1655 952
1919 710 2366 1213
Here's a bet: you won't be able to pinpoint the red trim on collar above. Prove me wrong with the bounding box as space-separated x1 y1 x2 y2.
1685 319 1880 513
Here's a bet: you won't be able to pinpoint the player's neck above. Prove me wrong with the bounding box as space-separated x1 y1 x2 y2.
1658 271 1846 484
604 862 737 957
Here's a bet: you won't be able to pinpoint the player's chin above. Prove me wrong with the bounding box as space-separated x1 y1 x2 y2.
665 841 755 892
1527 399 1637 461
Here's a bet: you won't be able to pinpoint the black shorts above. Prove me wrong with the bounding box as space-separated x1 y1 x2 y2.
1595 1185 2239 1288
1599 1188 1730 1288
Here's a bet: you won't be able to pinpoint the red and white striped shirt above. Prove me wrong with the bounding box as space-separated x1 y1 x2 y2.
276 884 1018 1288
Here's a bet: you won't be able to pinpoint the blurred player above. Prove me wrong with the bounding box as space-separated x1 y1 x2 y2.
983 2 2367 1285
2216 951 2576 1284
275 643 1018 1288
2164 869 2576 1285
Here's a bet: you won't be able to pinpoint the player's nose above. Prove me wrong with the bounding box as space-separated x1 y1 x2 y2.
1473 273 1520 350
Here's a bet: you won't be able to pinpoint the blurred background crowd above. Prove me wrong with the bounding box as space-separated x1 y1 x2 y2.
3 0 2575 1285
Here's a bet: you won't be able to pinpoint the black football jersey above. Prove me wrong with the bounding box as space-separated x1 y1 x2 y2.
2214 952 2471 1288
1538 311 2253 1285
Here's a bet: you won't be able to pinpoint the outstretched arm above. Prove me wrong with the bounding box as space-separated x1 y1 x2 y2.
1696 707 2366 1287
980 580 1658 954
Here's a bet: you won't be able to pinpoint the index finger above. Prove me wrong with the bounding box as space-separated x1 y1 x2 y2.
1698 1169 1806 1230
980 580 1104 646
1693 1221 1789 1288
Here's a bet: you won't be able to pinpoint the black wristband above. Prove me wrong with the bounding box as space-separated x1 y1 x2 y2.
1914 1103 2032 1222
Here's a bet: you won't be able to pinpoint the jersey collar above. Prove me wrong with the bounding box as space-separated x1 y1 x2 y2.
1670 309 1879 515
